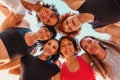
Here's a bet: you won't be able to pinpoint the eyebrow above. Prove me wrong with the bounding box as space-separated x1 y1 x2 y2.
51 13 53 18
84 40 91 49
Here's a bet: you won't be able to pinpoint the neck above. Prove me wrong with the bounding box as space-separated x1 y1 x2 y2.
38 53 49 61
65 56 77 64
95 49 107 61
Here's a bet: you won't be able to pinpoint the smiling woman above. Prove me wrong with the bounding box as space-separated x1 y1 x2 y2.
19 39 61 80
80 36 120 80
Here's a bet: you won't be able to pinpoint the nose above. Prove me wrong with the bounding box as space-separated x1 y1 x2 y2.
65 45 70 49
45 13 52 21
86 44 92 50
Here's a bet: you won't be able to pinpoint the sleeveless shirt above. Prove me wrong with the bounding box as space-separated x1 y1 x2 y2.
62 56 96 80
0 28 34 60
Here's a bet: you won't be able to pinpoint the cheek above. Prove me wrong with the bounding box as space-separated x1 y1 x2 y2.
86 49 93 55
52 49 57 55
50 18 58 25
60 48 64 53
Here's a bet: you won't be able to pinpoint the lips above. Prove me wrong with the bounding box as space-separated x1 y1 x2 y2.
72 19 76 26
64 50 72 54
45 48 51 53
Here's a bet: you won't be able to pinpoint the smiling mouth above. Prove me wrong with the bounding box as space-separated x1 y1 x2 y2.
72 19 76 26
45 49 51 53
91 46 96 53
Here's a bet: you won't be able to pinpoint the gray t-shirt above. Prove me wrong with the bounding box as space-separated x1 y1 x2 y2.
102 47 120 80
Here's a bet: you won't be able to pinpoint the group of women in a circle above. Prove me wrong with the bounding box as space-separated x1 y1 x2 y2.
0 0 120 80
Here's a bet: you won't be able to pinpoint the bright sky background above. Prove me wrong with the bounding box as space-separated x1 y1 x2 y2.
0 0 109 80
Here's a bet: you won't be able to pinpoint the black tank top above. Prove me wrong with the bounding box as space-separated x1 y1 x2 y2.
77 0 120 28
0 28 35 60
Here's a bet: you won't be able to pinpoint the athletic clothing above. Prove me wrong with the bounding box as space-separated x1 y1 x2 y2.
0 28 34 60
20 55 60 80
77 0 120 28
24 0 41 4
62 56 96 80
0 0 27 15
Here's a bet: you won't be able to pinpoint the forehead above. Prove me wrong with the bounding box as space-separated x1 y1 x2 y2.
47 39 58 45
39 27 49 32
60 38 72 43
43 7 52 11
41 27 47 29
81 38 92 44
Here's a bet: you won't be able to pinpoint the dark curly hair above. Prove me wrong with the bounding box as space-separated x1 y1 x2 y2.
36 2 60 26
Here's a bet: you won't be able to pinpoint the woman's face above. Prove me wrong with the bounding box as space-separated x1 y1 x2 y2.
43 39 59 57
60 38 75 57
38 7 58 26
38 27 52 41
63 15 81 33
81 38 101 55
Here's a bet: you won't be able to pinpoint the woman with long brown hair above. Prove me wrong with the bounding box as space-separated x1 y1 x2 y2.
80 36 120 80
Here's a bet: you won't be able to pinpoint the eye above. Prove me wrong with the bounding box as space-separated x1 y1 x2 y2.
44 28 48 32
88 40 92 44
51 14 54 18
45 10 48 13
47 35 50 39
68 26 72 31
61 44 65 47
47 19 50 22
84 40 92 49
47 42 51 45
84 45 87 50
68 42 72 45
53 46 57 49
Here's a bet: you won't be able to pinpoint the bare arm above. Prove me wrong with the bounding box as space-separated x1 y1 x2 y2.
9 66 21 75
77 13 94 23
0 3 10 16
0 58 20 70
62 0 86 10
0 11 24 32
51 72 61 80
81 53 92 65
21 0 42 12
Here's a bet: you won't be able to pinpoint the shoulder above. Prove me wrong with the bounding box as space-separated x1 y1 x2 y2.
21 55 34 62
81 53 92 64
62 0 86 10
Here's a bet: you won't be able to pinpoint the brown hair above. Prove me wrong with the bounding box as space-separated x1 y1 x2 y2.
36 2 60 26
56 13 80 37
59 36 80 58
80 36 120 78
